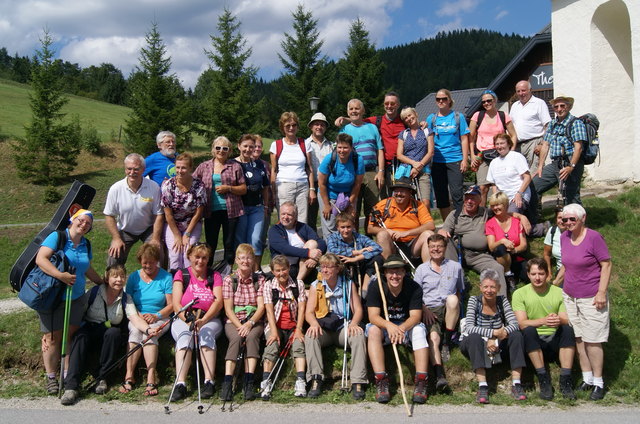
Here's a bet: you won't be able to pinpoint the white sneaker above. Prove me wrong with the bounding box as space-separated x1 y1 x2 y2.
260 379 272 400
294 377 307 397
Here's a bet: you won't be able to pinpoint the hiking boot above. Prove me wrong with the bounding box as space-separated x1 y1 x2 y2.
244 379 256 401
412 375 428 404
511 383 527 401
441 344 450 363
375 375 390 403
60 389 78 406
170 383 187 402
590 386 605 401
308 375 323 398
559 375 576 400
201 381 215 399
538 373 554 400
46 376 59 395
435 375 449 392
578 381 594 392
220 380 233 401
294 377 307 397
95 379 108 395
476 385 489 404
352 383 366 401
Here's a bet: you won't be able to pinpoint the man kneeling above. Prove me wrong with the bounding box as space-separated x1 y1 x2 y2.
512 258 576 400
366 255 429 404
304 254 367 400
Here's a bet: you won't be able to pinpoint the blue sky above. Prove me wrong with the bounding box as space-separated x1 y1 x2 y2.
0 0 551 88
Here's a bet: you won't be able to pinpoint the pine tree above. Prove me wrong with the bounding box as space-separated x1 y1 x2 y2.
336 18 386 116
199 8 257 145
12 30 82 187
277 4 331 124
124 22 190 155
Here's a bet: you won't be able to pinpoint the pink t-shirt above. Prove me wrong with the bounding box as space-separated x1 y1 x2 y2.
561 229 611 298
485 216 523 247
174 268 222 312
472 111 512 152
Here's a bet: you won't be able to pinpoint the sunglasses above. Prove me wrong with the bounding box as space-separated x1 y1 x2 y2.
561 217 578 223
214 146 230 152
435 97 448 102
481 99 493 104
553 104 568 110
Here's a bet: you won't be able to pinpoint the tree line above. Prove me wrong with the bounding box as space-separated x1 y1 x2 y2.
10 5 529 200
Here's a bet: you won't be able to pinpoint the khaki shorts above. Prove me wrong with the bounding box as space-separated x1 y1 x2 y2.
414 172 432 202
563 292 610 343
476 159 490 186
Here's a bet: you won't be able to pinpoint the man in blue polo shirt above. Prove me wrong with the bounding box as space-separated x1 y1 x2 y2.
144 131 177 186
533 95 587 205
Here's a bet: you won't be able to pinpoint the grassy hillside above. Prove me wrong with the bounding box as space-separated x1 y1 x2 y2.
0 78 130 140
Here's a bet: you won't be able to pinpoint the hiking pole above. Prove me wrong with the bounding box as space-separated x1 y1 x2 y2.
58 284 73 397
374 262 412 417
222 337 246 412
193 312 204 414
371 210 416 272
340 276 351 391
84 298 199 392
260 331 295 400
165 309 201 415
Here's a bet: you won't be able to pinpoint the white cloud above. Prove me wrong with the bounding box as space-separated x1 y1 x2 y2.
433 18 465 34
436 0 480 18
495 10 509 21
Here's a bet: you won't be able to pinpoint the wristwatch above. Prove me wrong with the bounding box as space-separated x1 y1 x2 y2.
184 231 191 237
570 163 576 168
249 319 256 326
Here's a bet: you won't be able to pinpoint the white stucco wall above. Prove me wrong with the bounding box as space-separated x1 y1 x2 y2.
552 0 639 183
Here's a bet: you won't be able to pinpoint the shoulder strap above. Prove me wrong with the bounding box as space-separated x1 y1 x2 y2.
181 268 191 292
351 150 359 169
476 110 486 128
550 225 558 245
328 149 338 175
298 137 307 156
232 273 260 293
375 115 382 130
564 117 577 143
382 197 393 221
55 230 67 251
498 111 507 131
231 275 239 292
88 285 100 307
121 291 128 310
454 111 461 135
275 138 284 160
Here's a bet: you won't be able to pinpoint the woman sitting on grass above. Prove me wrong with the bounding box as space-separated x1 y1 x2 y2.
60 265 158 405
119 243 173 396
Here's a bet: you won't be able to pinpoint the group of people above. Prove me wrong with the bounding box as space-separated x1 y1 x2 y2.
31 80 609 407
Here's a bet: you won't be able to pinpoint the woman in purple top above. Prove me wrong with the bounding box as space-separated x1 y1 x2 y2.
559 203 611 400
161 153 206 271
193 136 247 266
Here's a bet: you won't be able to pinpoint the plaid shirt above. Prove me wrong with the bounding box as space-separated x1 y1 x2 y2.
326 231 382 260
543 113 588 159
192 159 246 219
262 277 307 334
222 272 265 323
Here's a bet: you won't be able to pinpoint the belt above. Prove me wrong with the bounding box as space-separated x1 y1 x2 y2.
365 165 377 172
518 136 540 144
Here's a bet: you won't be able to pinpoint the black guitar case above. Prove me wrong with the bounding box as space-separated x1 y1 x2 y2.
9 180 96 292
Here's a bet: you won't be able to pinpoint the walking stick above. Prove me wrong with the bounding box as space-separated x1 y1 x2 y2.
340 276 351 391
58 284 73 397
371 210 416 272
84 298 199 392
260 331 295 400
374 262 412 417
192 312 204 414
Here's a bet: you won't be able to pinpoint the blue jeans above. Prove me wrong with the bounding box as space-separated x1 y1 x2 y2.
236 205 266 255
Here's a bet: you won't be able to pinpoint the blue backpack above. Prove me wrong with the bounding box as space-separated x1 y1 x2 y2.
18 231 76 312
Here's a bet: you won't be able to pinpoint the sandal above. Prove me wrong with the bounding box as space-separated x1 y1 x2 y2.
143 383 158 396
118 379 135 394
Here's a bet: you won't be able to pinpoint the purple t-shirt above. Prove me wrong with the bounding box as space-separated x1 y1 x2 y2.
561 229 610 298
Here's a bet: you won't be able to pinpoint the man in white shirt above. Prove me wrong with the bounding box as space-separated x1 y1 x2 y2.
104 153 164 266
509 80 551 174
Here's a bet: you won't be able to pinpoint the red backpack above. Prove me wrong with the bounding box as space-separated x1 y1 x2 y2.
274 137 309 173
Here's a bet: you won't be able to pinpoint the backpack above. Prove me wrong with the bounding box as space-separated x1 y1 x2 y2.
476 110 507 132
18 230 73 311
565 113 600 165
274 137 309 173
430 111 461 138
181 268 218 292
270 280 300 306
327 149 359 175
87 285 129 327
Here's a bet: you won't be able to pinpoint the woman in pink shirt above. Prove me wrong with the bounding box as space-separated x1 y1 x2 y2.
469 90 518 205
169 243 224 401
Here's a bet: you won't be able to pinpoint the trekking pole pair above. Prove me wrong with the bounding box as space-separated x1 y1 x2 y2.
221 337 246 412
370 210 416 272
340 276 352 391
260 331 296 400
164 308 203 414
83 298 199 393
58 285 73 397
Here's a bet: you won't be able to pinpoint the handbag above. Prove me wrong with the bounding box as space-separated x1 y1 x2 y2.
482 149 500 161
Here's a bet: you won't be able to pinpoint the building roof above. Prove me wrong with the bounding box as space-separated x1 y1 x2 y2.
415 87 486 121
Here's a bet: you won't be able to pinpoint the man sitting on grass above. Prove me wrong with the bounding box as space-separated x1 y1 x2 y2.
366 255 429 404
512 258 576 400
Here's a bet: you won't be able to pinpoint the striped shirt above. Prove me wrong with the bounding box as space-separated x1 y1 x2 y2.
464 295 519 338
339 123 383 169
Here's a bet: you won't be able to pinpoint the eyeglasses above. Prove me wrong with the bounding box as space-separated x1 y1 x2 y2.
481 99 493 104
553 104 567 110
435 97 448 102
384 102 398 107
320 265 337 270
561 217 578 223
214 146 230 152
284 124 298 129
